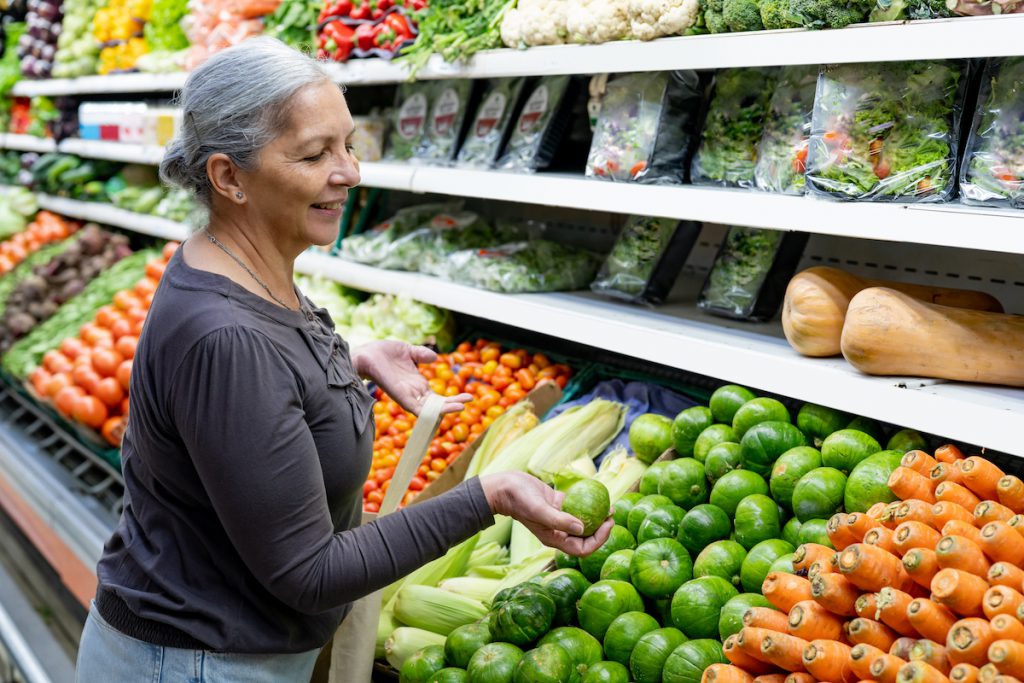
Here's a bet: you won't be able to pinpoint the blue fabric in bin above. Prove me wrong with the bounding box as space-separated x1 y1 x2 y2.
546 379 699 466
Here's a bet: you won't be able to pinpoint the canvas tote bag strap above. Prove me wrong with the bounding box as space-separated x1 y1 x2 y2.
327 394 447 683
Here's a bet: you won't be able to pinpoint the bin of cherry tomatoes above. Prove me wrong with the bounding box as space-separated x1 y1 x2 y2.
362 339 573 513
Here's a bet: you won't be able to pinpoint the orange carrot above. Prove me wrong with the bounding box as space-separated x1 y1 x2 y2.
724 634 778 675
802 639 853 682
847 512 882 541
911 640 952 674
996 476 1024 514
980 664 1001 683
993 676 1024 683
869 501 891 520
934 502 975 529
1009 516 1024 538
974 501 1016 527
958 457 1004 502
988 562 1024 590
850 643 886 680
809 572 860 617
983 586 1024 620
893 637 920 659
877 587 920 637
933 462 966 486
936 483 982 513
907 598 958 643
703 664 756 683
873 652 910 683
760 631 810 672
936 535 992 576
991 614 1024 643
950 664 980 683
942 520 984 546
897 661 953 683
762 573 813 613
788 600 845 642
987 640 1024 680
978 522 1024 566
856 593 878 619
904 548 942 589
947 618 995 667
736 627 776 663
898 500 939 528
778 676 810 683
936 445 965 463
883 502 907 529
828 512 858 550
866 525 899 554
891 467 938 503
904 450 940 476
743 607 791 633
808 558 837 582
933 569 988 617
839 543 910 593
895 521 943 556
845 617 900 651
793 543 835 574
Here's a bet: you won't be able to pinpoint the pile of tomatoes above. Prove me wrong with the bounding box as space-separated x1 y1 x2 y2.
362 339 573 513
27 241 177 447
0 211 79 276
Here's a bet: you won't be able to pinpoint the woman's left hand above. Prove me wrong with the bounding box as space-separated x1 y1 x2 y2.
353 340 472 416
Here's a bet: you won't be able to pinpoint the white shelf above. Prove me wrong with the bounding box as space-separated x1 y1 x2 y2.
0 134 56 153
295 251 1024 456
10 16 1024 96
35 194 189 241
58 138 165 165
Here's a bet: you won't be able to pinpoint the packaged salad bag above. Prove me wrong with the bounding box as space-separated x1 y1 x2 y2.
961 57 1024 209
806 60 969 203
440 240 600 293
338 202 460 265
415 79 476 164
456 77 527 168
384 81 434 161
585 70 703 184
691 67 779 188
376 211 523 275
496 75 580 173
591 216 701 304
754 65 820 195
698 226 808 321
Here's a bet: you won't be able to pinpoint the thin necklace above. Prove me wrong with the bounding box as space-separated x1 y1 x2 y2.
205 231 297 311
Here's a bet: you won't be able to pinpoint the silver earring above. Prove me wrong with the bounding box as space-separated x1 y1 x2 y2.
235 191 244 200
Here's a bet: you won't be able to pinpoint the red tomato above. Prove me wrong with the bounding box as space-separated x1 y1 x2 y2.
116 360 132 391
94 377 125 408
73 395 109 428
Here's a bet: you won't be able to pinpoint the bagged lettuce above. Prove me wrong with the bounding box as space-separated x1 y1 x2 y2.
496 75 579 173
754 65 819 196
961 57 1024 209
385 82 434 161
457 78 526 168
440 240 600 293
416 79 475 165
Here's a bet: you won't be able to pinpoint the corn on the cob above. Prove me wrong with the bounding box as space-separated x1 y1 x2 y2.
394 585 488 635
510 520 545 565
438 577 502 603
467 564 514 579
495 548 557 593
464 401 539 479
469 541 510 568
595 446 649 503
384 627 446 670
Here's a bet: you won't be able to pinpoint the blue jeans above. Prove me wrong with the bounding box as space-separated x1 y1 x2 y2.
76 604 320 682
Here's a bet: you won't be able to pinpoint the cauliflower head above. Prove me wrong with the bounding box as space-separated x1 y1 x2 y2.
627 0 700 40
501 0 570 47
566 0 632 44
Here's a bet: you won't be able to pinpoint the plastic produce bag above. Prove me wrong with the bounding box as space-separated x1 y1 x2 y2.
497 75 577 173
806 61 968 203
384 81 434 161
339 201 460 265
755 65 819 196
440 240 600 293
457 78 526 168
961 57 1024 209
591 216 701 305
376 210 490 272
698 226 808 321
415 80 475 164
691 68 778 188
585 70 703 184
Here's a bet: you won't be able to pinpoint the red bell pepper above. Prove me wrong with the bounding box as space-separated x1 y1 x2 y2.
349 0 371 19
355 22 376 50
318 0 352 21
384 12 413 39
323 21 355 60
373 23 396 50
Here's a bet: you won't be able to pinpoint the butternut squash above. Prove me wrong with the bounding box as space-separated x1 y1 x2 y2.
841 287 1024 387
782 266 1003 357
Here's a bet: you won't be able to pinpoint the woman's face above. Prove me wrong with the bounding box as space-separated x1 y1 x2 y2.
241 80 361 248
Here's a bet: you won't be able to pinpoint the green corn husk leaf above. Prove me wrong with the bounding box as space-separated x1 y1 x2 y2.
469 541 509 568
594 445 649 503
509 520 545 565
467 564 515 579
479 514 514 547
494 548 557 594
380 532 480 607
438 577 503 603
376 609 401 659
551 454 600 493
463 400 540 480
384 626 446 670
393 585 488 635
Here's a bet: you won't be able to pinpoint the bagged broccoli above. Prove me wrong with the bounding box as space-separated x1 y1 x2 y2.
691 68 778 188
755 65 820 195
416 80 475 165
806 61 968 203
497 75 578 173
585 70 703 185
384 81 434 161
698 226 808 321
591 216 701 304
440 240 600 293
961 57 1024 209
457 78 526 168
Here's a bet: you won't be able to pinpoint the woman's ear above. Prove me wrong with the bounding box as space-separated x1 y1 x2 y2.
207 153 247 205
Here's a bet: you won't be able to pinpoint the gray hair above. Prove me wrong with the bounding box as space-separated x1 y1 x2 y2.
161 37 337 208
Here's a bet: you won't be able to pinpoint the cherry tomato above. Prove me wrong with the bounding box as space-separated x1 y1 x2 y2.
73 395 108 428
95 377 125 408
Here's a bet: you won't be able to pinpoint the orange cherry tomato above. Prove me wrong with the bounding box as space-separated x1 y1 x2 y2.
499 353 522 369
92 349 123 378
95 306 119 329
134 278 158 298
72 365 101 394
162 241 179 261
94 377 125 408
113 291 143 312
101 417 126 447
55 385 86 417
29 367 52 395
145 260 166 281
116 360 132 391
450 423 469 443
59 337 88 360
514 369 536 391
43 372 72 398
109 318 133 340
121 397 130 416
73 395 109 428
81 323 113 347
43 350 73 374
115 335 138 360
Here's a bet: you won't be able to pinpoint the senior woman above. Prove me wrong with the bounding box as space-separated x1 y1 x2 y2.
75 37 611 682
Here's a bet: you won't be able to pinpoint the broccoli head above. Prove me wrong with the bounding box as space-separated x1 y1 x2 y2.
705 7 728 30
761 0 802 27
723 0 765 31
788 0 870 28
702 0 726 16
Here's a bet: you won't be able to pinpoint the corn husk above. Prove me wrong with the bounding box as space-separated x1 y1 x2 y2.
495 548 557 594
464 400 540 480
551 454 599 492
509 520 545 565
469 541 509 568
467 564 514 579
384 627 446 670
479 514 513 547
381 532 480 606
375 611 401 658
594 445 649 503
394 585 488 635
439 577 503 603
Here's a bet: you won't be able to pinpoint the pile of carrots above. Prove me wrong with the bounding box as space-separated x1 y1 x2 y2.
0 212 79 275
707 445 1024 683
363 339 572 513
27 242 176 447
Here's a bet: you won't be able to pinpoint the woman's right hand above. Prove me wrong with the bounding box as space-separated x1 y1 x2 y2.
480 471 613 557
